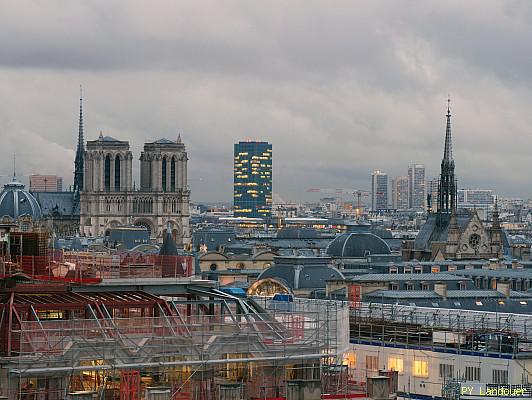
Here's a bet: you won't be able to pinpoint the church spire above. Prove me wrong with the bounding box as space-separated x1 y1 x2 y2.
443 96 453 162
492 197 501 229
437 96 457 214
73 85 85 207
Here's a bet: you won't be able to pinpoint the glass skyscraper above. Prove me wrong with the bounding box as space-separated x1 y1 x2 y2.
233 141 272 218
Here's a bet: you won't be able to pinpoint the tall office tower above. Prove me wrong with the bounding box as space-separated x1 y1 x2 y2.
408 164 426 210
371 170 388 211
392 176 409 210
233 141 272 218
29 175 63 192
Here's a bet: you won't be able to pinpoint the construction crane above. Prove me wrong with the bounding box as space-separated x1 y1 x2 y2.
307 188 368 211
352 190 369 218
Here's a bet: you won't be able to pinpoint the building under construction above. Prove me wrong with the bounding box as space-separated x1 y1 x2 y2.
348 303 532 399
0 275 350 399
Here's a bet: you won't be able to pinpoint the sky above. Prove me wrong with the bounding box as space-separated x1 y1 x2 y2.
0 0 531 202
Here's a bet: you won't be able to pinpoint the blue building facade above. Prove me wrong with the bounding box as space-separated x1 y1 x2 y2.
233 141 272 218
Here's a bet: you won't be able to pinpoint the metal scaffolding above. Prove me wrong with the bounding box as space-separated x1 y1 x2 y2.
350 302 532 356
2 293 350 399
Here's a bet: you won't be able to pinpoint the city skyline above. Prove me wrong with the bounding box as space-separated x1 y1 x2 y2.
1 1 531 202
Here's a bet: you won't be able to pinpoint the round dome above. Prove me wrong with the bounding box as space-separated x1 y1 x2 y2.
0 179 42 221
326 232 390 258
257 257 344 290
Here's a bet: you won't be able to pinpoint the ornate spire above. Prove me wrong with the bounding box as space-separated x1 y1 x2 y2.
73 85 85 209
177 133 182 144
443 96 453 162
492 196 501 229
437 96 457 214
12 153 16 180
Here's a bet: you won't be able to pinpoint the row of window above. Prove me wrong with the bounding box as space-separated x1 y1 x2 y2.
132 199 153 214
350 354 508 383
389 282 467 291
389 265 458 274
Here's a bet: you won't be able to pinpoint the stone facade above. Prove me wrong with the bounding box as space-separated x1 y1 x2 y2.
442 210 502 260
79 134 190 245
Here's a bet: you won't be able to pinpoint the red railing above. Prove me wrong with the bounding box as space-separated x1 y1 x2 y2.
0 253 193 281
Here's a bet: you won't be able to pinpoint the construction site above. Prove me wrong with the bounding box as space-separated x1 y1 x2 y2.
0 250 351 400
349 303 532 398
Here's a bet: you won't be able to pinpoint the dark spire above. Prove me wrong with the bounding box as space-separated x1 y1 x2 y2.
443 96 453 161
73 85 85 209
492 197 501 229
437 96 457 214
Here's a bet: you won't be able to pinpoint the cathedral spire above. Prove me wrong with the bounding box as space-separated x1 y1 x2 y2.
73 85 85 207
437 97 457 214
443 96 453 162
492 197 501 229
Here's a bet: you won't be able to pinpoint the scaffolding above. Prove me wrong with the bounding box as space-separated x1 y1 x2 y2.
350 302 532 356
0 252 194 282
1 292 351 399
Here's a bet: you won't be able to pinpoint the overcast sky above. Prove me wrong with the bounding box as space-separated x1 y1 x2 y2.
0 0 531 202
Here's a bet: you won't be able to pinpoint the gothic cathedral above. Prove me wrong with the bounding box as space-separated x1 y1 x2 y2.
79 133 190 246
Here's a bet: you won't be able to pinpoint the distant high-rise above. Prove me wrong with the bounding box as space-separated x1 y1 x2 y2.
233 141 272 218
408 164 426 210
371 170 388 211
29 175 63 192
392 176 409 210
427 178 439 211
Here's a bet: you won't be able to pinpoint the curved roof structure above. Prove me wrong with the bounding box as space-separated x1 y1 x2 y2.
257 257 344 290
0 179 42 220
326 232 391 258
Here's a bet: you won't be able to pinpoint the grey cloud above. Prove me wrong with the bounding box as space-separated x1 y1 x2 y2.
0 0 530 202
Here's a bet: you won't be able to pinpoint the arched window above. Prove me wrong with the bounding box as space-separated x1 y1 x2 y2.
162 156 167 192
115 155 121 191
171 156 176 191
104 154 111 191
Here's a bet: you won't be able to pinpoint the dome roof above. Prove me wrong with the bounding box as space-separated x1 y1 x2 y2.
326 232 390 258
0 178 42 221
257 257 344 290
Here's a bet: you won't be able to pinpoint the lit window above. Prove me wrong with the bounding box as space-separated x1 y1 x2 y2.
344 351 356 369
388 357 403 374
520 301 527 305
413 360 429 377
